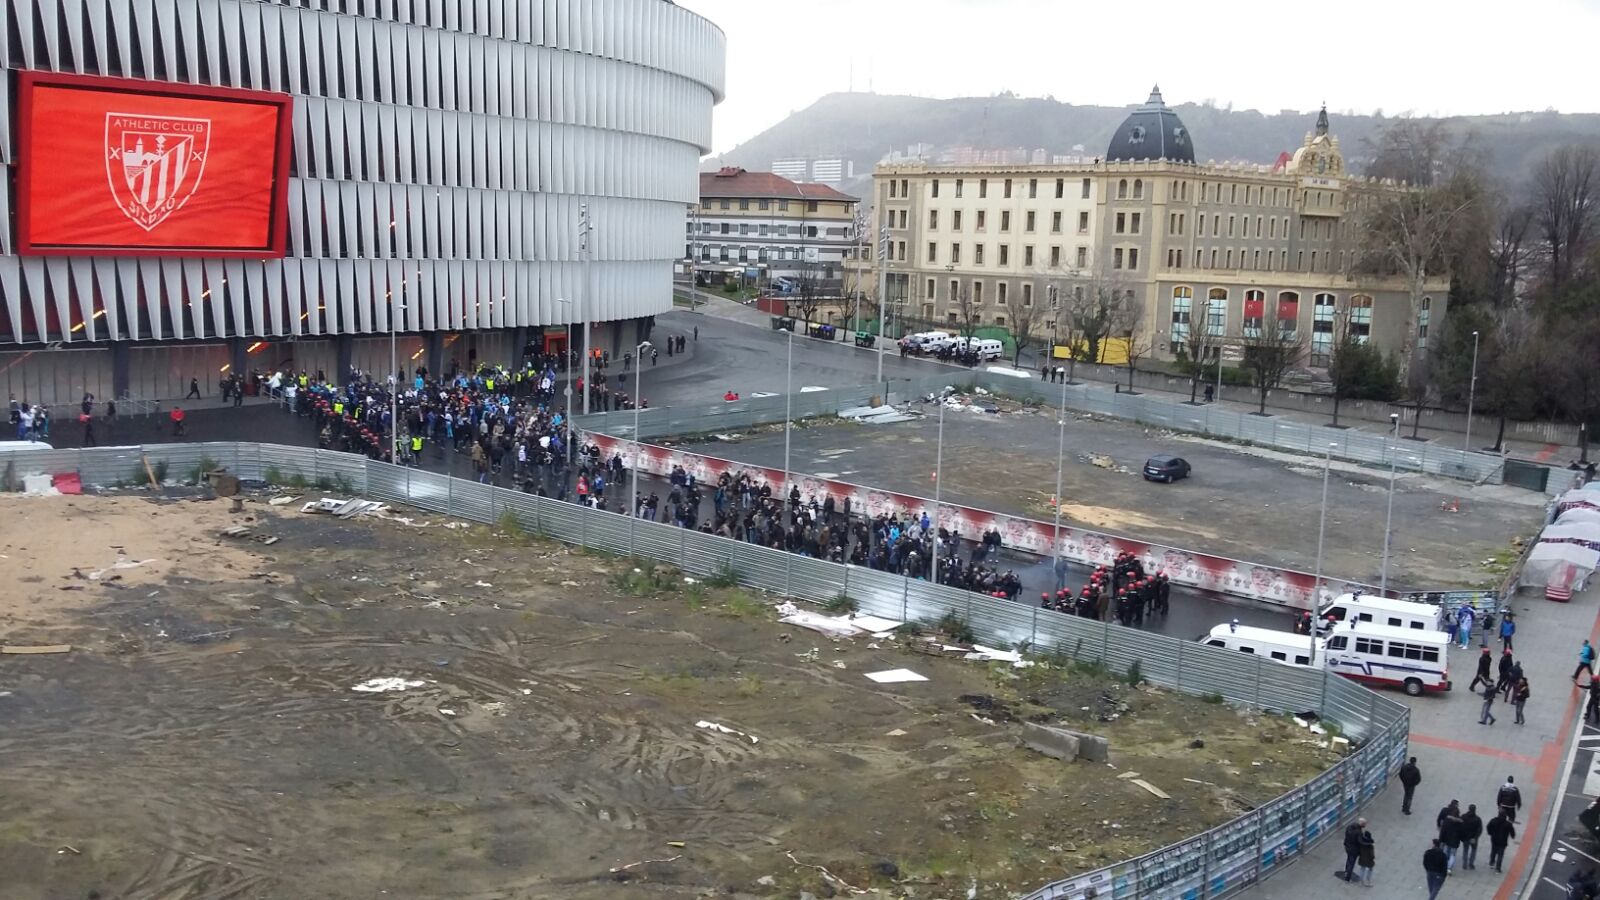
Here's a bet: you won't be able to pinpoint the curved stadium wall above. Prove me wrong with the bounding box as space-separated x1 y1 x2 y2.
0 0 723 392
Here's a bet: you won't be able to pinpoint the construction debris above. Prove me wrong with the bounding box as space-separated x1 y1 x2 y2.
219 526 280 546
1 644 73 655
1130 779 1172 800
695 720 759 744
301 497 388 518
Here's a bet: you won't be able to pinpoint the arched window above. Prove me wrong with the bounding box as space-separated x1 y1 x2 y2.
1276 291 1300 338
1133 179 1144 199
1310 293 1337 365
1117 179 1128 200
1349 294 1374 343
1170 286 1193 353
1206 288 1227 337
1243 290 1265 338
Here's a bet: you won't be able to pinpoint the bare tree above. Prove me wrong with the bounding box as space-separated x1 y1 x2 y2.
1488 201 1535 309
1326 309 1400 427
952 281 980 339
1532 143 1600 289
1111 292 1155 393
1044 280 1081 382
1238 327 1306 416
1478 306 1537 452
1005 286 1051 366
1064 270 1125 365
1356 119 1483 374
1185 293 1224 403
789 265 824 323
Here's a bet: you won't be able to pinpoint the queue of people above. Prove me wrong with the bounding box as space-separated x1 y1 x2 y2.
1039 551 1171 627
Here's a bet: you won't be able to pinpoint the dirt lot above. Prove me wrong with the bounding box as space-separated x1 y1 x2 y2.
0 495 1343 899
677 404 1545 589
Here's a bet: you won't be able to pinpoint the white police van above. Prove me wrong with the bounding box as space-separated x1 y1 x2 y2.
1321 620 1452 696
1201 623 1320 668
1315 592 1445 636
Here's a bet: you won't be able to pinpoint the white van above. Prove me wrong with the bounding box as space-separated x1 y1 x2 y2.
956 337 1005 361
0 440 54 451
1321 621 1452 696
1200 623 1320 668
1316 593 1444 636
900 331 949 354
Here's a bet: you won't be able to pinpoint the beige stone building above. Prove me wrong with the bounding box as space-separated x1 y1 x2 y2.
856 88 1449 369
690 167 859 284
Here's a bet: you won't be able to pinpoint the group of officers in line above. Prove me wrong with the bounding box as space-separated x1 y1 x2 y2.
1040 551 1172 627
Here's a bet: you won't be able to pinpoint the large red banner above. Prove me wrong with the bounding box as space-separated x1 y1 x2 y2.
16 72 293 257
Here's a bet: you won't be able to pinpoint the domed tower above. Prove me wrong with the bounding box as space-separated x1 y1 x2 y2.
1105 86 1196 164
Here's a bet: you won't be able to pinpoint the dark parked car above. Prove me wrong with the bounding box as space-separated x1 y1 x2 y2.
1143 455 1191 483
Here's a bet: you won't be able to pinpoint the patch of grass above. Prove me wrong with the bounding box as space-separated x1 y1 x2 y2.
703 562 740 589
934 611 976 644
718 591 766 619
286 472 309 490
683 582 708 610
150 460 170 486
1125 659 1145 686
497 509 527 541
334 473 356 495
734 674 764 697
611 560 682 597
264 466 284 486
821 593 859 614
315 476 336 491
1202 692 1225 704
189 454 221 484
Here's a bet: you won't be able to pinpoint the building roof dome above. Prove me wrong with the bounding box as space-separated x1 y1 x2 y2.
1105 86 1195 164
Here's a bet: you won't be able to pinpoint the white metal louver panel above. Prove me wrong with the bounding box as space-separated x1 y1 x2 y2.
243 261 265 338
298 257 320 335
45 259 72 344
133 260 161 341
264 260 285 336
203 259 228 339
66 258 94 341
91 258 120 340
159 259 185 340
116 261 141 341
0 257 22 343
181 259 204 340
350 258 371 333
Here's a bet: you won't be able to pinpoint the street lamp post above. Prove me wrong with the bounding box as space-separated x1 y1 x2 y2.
1464 330 1480 452
1380 412 1400 594
783 329 794 521
1313 442 1335 608
1051 364 1069 592
555 297 576 470
389 296 398 463
578 204 594 415
629 340 653 529
875 223 890 384
932 398 946 586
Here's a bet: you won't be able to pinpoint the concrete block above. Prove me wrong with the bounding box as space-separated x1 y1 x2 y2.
1075 731 1112 762
1022 722 1081 761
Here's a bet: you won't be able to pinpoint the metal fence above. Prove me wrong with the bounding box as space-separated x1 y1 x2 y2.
2 440 1410 900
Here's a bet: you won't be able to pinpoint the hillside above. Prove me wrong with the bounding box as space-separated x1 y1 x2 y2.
709 92 1600 195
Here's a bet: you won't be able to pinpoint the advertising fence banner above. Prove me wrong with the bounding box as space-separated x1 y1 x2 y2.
585 431 1373 610
16 72 293 258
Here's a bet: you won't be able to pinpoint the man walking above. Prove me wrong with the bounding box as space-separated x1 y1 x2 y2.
1423 839 1449 900
1486 808 1516 873
1500 612 1516 650
1585 673 1600 725
1576 640 1596 682
1436 800 1463 871
1340 817 1366 882
1459 803 1483 870
1513 676 1531 725
1479 679 1498 725
186 377 202 400
1399 756 1422 815
1497 776 1523 823
1468 647 1494 692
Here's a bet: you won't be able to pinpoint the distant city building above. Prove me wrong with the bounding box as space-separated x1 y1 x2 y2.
771 158 811 181
689 168 858 283
856 87 1449 368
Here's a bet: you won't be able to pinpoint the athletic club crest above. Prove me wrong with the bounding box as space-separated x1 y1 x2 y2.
104 112 211 231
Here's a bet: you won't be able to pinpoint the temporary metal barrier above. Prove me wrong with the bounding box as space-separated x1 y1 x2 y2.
1 441 1410 900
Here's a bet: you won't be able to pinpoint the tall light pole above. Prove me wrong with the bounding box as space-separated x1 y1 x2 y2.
1312 442 1335 609
1464 330 1480 452
389 292 398 463
1051 361 1069 592
932 398 946 586
629 340 653 525
1380 412 1400 594
783 329 794 519
578 204 594 415
874 222 890 384
555 297 575 469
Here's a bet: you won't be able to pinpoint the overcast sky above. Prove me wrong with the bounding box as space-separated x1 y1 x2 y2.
677 0 1600 155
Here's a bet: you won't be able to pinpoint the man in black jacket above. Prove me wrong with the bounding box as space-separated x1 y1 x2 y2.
1497 776 1523 823
1340 817 1366 881
1437 800 1464 871
1399 756 1422 815
1486 810 1516 872
1459 803 1484 870
1469 647 1494 691
1424 839 1449 900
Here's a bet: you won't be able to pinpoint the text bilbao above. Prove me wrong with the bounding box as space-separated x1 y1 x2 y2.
17 72 292 257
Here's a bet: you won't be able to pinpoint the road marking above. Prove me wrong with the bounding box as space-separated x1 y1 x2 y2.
1560 841 1600 865
1545 876 1570 891
1410 732 1541 767
1585 750 1600 798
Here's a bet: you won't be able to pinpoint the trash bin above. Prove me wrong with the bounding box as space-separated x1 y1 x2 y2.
854 331 876 348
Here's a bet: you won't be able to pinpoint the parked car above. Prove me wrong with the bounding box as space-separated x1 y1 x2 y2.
1142 454 1191 483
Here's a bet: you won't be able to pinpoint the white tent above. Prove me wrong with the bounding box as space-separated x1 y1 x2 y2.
1522 541 1600 586
1557 507 1600 526
1540 521 1600 549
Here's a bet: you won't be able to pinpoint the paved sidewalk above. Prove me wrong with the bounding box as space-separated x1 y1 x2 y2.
1238 580 1600 900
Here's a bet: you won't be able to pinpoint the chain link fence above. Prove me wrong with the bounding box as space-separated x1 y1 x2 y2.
1 440 1410 900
